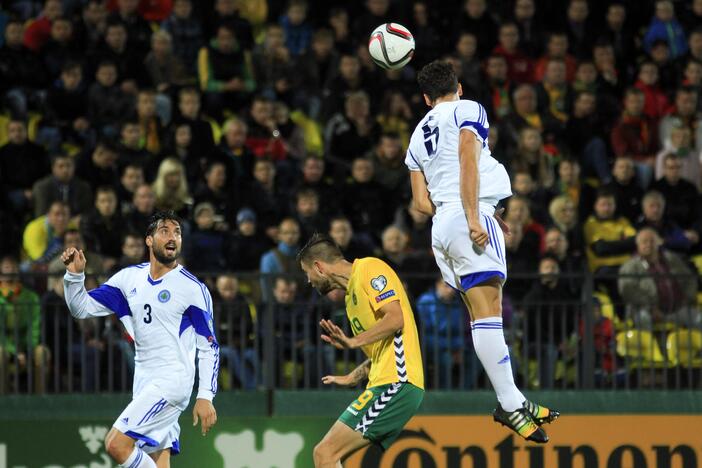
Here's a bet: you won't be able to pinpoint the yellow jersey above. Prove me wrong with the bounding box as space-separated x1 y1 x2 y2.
345 257 424 390
583 215 636 271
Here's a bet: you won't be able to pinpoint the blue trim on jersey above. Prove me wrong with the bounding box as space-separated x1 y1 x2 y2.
125 430 159 447
211 342 220 394
483 215 503 263
88 285 132 318
488 218 500 262
453 106 458 127
171 439 181 456
180 305 218 344
147 274 163 285
460 271 505 291
127 263 148 269
479 103 486 126
407 149 421 170
180 270 211 312
459 120 488 141
488 216 504 263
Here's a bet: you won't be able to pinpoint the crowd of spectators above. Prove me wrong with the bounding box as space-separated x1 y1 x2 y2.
1 0 702 391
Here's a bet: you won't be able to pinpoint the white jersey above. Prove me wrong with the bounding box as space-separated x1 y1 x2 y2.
405 99 512 205
64 263 219 410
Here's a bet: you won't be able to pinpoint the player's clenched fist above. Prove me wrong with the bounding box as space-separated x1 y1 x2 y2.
61 247 86 274
468 222 489 249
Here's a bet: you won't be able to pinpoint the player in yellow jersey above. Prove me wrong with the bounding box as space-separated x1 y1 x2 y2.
297 234 424 468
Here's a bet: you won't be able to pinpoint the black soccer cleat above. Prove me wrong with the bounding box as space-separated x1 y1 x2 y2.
493 404 549 443
523 399 560 426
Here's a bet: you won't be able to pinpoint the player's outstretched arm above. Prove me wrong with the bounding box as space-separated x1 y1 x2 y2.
320 301 404 350
62 248 114 319
458 130 489 248
409 171 435 216
322 359 371 387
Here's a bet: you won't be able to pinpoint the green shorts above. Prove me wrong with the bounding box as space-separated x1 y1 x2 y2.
338 382 424 450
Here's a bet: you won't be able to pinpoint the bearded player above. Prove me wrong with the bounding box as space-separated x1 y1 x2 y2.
61 211 218 467
298 234 424 466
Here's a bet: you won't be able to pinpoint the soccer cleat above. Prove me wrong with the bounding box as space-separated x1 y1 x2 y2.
493 404 549 443
523 400 560 426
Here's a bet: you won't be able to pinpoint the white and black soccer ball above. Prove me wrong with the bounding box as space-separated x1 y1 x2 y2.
368 23 415 70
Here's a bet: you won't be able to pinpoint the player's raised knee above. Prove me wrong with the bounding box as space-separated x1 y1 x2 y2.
104 431 132 462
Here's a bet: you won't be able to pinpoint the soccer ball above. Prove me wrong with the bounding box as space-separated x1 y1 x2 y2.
368 23 415 70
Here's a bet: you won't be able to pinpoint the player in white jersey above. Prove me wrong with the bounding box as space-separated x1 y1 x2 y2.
61 211 218 467
406 61 558 443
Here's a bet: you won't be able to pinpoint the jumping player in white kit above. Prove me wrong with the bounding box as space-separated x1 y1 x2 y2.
61 211 218 467
406 60 558 443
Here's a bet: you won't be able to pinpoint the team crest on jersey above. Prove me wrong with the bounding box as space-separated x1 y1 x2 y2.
370 275 387 292
158 290 171 303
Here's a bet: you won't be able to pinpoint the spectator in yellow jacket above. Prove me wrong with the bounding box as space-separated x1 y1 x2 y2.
22 201 71 265
583 189 637 273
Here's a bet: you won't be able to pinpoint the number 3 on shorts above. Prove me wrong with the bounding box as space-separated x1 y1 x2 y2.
351 390 373 410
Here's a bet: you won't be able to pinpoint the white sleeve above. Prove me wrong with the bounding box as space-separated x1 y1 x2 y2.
63 270 125 319
455 100 489 144
184 284 219 401
404 133 423 172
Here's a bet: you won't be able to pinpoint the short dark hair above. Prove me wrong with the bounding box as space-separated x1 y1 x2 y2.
120 119 139 129
624 87 644 97
205 160 226 175
96 185 117 197
146 210 182 237
595 187 616 200
540 253 560 265
97 59 117 70
296 233 344 265
61 60 82 74
417 60 458 102
51 153 71 165
122 230 142 243
121 163 144 176
95 138 119 154
296 188 319 201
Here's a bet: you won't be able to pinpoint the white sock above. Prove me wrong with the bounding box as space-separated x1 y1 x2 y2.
119 446 157 468
471 317 525 412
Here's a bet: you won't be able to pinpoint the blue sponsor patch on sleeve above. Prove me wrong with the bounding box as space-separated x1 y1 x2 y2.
375 290 396 303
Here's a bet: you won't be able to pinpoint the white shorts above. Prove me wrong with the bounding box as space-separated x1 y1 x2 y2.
431 201 507 291
113 383 182 455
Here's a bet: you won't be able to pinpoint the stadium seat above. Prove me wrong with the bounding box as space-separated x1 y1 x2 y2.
691 255 702 275
666 329 702 368
593 292 628 330
206 117 222 144
290 110 323 156
615 330 672 368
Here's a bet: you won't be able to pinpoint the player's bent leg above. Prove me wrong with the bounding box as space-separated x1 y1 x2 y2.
314 421 370 468
105 428 158 468
104 428 134 462
149 448 171 468
461 279 558 442
460 276 503 321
